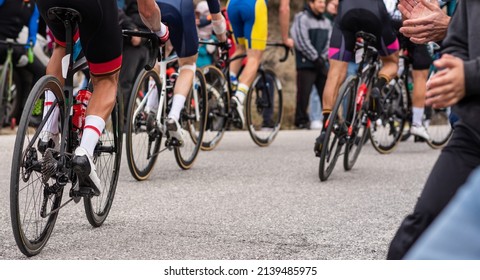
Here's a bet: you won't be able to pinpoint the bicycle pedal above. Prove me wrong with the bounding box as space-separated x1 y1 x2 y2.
71 186 98 198
69 181 82 203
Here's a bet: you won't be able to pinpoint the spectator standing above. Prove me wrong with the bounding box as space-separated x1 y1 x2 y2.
308 0 339 130
118 0 150 117
291 0 332 129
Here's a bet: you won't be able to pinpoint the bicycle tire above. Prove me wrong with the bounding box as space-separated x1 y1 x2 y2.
126 69 163 181
0 64 7 127
426 107 453 149
83 94 123 227
369 78 407 154
201 65 229 151
318 77 354 181
10 75 65 256
246 69 283 147
0 67 21 127
174 68 207 169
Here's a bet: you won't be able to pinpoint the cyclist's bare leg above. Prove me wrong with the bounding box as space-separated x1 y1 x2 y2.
410 68 430 139
46 44 65 86
378 51 399 82
238 48 263 87
412 69 429 124
230 44 264 98
86 73 119 120
229 44 246 79
166 54 198 142
314 59 347 155
322 59 348 117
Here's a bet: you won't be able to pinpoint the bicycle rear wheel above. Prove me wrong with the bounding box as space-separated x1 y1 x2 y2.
10 75 65 256
84 95 123 227
201 65 229 151
319 77 354 181
369 79 407 154
342 77 369 171
246 69 283 147
426 107 453 149
174 68 207 169
126 69 163 181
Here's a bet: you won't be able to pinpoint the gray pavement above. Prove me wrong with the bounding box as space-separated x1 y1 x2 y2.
0 130 440 259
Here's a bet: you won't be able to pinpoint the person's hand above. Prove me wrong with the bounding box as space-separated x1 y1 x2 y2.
426 54 465 108
399 0 450 44
283 37 294 49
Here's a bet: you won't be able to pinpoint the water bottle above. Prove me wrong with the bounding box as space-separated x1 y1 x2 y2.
72 89 92 135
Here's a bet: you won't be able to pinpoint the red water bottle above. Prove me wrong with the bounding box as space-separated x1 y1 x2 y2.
72 89 92 135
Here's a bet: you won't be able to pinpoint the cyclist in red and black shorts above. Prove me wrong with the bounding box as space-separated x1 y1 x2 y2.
314 0 400 155
36 0 123 195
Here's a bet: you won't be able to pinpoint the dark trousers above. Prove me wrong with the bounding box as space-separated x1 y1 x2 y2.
387 121 480 259
294 68 326 127
118 43 148 118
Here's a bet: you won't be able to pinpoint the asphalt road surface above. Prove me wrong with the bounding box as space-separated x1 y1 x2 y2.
0 130 440 260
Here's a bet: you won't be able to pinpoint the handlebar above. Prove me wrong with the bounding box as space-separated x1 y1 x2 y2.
266 42 293 63
122 29 162 71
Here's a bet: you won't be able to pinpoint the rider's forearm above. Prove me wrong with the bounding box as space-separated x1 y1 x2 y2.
279 0 290 43
137 0 162 32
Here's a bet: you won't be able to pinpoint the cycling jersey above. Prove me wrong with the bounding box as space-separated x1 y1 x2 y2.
226 0 268 50
329 0 399 62
37 0 122 76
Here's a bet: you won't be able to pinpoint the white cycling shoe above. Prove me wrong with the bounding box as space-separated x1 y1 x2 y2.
410 124 431 141
72 146 101 196
166 117 186 147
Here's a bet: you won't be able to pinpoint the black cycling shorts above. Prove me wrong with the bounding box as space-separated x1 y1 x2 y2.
36 0 122 76
397 34 432 70
329 0 399 62
157 0 198 58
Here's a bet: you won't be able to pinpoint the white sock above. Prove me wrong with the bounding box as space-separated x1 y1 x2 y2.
168 94 186 121
412 107 424 127
42 90 60 134
235 83 249 104
145 78 159 113
80 115 105 156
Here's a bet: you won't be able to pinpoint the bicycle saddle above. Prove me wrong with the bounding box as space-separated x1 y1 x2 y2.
47 7 82 23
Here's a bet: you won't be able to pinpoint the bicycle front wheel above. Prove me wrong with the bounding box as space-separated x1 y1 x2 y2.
126 69 163 180
84 94 123 227
246 69 283 147
201 65 229 151
10 75 65 256
174 68 207 169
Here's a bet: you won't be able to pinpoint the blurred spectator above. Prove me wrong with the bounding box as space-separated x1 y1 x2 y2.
0 0 46 126
291 0 332 129
196 1 217 68
405 166 480 260
309 0 338 130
